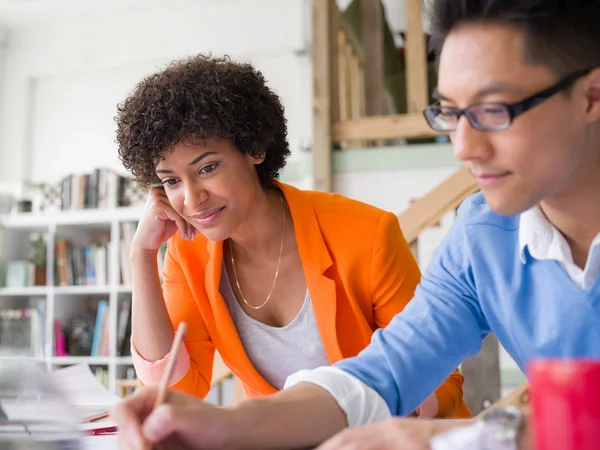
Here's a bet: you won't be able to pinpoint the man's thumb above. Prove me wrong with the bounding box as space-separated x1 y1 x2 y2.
142 404 178 442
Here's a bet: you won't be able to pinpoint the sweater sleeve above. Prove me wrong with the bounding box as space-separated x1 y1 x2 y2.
369 212 470 418
337 197 488 416
131 239 215 399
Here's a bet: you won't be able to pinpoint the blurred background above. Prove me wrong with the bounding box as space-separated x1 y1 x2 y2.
0 0 522 414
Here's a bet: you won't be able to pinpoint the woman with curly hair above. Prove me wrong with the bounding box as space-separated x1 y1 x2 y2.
116 54 470 419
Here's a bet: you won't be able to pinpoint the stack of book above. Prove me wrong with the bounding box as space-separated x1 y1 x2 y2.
55 239 109 286
0 302 46 357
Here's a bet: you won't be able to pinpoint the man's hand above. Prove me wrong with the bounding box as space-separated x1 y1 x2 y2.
110 387 235 450
316 417 474 450
111 382 348 450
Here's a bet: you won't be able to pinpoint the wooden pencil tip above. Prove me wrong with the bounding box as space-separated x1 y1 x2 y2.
177 322 188 334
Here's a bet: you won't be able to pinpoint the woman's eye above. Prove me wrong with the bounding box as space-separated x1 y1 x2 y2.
162 178 179 186
200 163 218 174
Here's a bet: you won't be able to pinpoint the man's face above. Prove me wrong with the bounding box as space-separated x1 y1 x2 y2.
438 23 591 216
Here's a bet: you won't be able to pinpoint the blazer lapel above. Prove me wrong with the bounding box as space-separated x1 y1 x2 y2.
279 183 344 363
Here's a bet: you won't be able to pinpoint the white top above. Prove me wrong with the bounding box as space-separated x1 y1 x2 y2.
285 206 600 427
221 262 330 390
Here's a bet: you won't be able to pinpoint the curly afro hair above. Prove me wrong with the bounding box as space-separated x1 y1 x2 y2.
116 54 290 189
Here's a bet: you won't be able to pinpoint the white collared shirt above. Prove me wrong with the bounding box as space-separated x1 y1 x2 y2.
519 205 600 290
285 204 600 428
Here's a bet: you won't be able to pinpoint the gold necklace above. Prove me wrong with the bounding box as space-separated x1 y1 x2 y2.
228 193 285 310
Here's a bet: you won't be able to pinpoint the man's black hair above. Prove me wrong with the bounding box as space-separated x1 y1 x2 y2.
427 0 600 75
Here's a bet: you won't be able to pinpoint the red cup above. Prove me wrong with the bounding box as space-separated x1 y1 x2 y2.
529 358 600 450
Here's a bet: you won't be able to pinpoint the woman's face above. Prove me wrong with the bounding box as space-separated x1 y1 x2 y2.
155 138 264 242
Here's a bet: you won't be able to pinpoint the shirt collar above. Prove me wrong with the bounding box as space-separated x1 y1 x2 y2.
518 205 574 264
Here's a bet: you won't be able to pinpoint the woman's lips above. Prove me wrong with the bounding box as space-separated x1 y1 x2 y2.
189 207 225 226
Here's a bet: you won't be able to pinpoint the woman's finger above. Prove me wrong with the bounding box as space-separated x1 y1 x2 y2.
187 222 197 241
149 185 168 199
159 207 188 239
151 196 195 240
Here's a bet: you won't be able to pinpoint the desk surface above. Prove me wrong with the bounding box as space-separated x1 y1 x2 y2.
82 435 118 449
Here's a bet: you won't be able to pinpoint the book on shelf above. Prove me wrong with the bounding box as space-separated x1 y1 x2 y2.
119 222 136 285
90 300 108 357
119 222 166 286
60 169 127 211
54 298 109 357
55 238 109 286
4 260 38 288
54 320 67 357
158 241 167 283
116 299 131 357
53 298 131 358
92 366 109 389
0 300 46 357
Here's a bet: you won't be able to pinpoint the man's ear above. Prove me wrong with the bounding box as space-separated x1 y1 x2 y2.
584 68 600 123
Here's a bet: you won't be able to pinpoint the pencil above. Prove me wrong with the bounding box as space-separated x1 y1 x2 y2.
143 321 188 449
83 410 110 423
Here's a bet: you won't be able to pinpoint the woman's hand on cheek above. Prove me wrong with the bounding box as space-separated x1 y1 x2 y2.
132 186 197 255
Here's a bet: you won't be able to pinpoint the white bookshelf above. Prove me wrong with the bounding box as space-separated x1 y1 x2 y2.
0 206 144 394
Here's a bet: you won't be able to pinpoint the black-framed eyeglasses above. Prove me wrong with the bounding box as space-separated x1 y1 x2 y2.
423 69 591 132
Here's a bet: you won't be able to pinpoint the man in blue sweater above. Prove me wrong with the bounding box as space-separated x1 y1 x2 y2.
112 0 600 449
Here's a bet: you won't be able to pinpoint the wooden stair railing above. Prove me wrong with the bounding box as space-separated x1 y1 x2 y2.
115 379 140 399
329 0 443 146
398 166 479 244
312 0 443 181
312 0 445 190
477 382 529 417
336 21 366 149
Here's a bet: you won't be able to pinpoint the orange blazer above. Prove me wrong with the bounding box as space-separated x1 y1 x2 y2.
161 182 470 418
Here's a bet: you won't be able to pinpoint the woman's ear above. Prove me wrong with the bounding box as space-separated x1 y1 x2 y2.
584 68 600 123
247 152 266 165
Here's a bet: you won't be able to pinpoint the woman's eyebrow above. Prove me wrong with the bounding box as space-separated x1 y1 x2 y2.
156 151 217 174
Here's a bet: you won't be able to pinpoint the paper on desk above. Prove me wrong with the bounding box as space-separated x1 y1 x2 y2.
48 363 120 408
0 423 28 440
0 398 79 423
0 363 119 424
78 419 118 432
0 425 27 433
81 435 119 449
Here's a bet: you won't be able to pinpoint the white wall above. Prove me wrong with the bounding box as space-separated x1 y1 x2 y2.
0 23 7 159
0 0 312 186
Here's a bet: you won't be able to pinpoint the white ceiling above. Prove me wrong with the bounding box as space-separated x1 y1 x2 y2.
0 0 239 29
